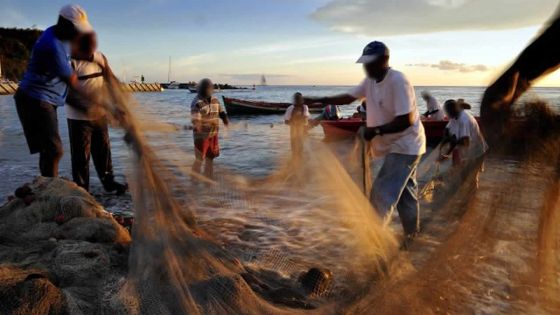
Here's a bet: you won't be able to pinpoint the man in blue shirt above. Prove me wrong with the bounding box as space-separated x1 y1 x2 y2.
15 4 95 177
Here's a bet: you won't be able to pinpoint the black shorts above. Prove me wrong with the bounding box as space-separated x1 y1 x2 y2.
14 90 62 155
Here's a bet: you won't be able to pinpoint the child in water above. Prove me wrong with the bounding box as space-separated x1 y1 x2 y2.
284 92 310 158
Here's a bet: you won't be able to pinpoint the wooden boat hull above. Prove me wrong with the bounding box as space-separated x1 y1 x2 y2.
222 96 324 115
320 118 451 143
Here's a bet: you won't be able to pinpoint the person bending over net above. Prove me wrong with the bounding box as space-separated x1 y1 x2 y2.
421 90 445 121
65 32 127 194
352 101 367 120
309 104 342 128
191 78 229 178
439 99 488 189
284 92 310 159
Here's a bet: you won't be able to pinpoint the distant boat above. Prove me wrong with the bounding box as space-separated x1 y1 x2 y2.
188 86 197 93
163 81 180 89
222 96 324 115
260 75 267 86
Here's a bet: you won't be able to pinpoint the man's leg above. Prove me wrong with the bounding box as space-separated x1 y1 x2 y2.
91 119 115 185
14 92 63 177
203 135 219 178
192 136 206 174
68 119 92 190
39 103 63 177
203 158 214 178
396 166 421 235
370 153 421 232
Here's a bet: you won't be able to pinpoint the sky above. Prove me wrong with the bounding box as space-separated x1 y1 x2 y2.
1 0 559 86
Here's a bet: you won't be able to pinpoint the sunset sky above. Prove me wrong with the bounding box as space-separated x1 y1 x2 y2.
1 0 559 86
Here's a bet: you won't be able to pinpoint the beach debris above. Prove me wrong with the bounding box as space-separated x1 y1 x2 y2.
14 184 32 198
13 184 35 206
298 267 333 297
110 211 134 232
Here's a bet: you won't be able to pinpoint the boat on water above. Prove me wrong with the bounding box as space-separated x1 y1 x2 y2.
188 86 197 93
161 81 181 89
320 117 527 144
320 117 461 143
222 96 324 115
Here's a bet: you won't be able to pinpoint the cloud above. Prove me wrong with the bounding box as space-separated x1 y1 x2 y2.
311 0 559 36
234 37 348 56
407 60 490 73
284 54 357 65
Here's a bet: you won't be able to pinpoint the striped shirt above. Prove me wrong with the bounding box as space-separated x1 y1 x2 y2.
191 95 225 138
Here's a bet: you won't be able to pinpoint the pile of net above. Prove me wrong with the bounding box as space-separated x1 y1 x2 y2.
0 177 130 314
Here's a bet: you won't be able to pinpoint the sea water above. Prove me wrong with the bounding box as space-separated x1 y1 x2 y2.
1 85 559 198
1 85 560 313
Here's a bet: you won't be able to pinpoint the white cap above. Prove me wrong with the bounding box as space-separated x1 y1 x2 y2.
59 4 93 33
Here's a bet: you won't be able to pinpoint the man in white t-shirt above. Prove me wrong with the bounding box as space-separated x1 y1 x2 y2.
421 91 445 121
439 99 488 166
65 32 127 194
304 41 426 241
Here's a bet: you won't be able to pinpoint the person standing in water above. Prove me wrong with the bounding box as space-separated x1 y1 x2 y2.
421 91 445 121
284 92 310 158
14 4 99 177
305 41 426 245
65 32 127 194
191 78 229 178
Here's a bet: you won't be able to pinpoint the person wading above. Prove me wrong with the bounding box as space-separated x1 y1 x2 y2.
284 92 310 159
14 4 100 177
191 78 229 178
305 41 426 246
65 32 127 194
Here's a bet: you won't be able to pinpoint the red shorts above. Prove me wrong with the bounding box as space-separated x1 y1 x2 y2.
194 135 220 160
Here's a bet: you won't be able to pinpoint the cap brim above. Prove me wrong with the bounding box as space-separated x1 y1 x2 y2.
356 54 379 64
74 21 94 33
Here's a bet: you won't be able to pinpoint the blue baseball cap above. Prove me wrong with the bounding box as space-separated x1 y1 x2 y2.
356 41 390 64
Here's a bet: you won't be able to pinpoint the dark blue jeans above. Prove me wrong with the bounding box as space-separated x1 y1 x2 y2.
371 153 421 235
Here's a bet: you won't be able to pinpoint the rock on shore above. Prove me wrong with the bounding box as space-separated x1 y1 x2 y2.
0 177 131 314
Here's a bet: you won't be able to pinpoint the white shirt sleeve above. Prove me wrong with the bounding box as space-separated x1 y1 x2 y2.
284 105 294 121
303 105 310 118
349 79 367 99
392 74 415 116
456 113 471 139
92 51 107 69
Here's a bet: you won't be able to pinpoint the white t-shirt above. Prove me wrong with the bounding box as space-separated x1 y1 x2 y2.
284 105 310 124
426 95 445 121
65 51 106 121
349 69 426 157
446 110 488 159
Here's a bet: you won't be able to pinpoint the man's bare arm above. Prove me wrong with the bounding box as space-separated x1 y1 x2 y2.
362 112 414 140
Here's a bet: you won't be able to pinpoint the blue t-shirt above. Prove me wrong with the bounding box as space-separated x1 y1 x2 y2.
18 26 73 107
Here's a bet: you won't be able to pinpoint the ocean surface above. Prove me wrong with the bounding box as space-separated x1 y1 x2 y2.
1 85 560 198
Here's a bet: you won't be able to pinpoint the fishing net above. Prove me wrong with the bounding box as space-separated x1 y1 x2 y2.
84 65 560 315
